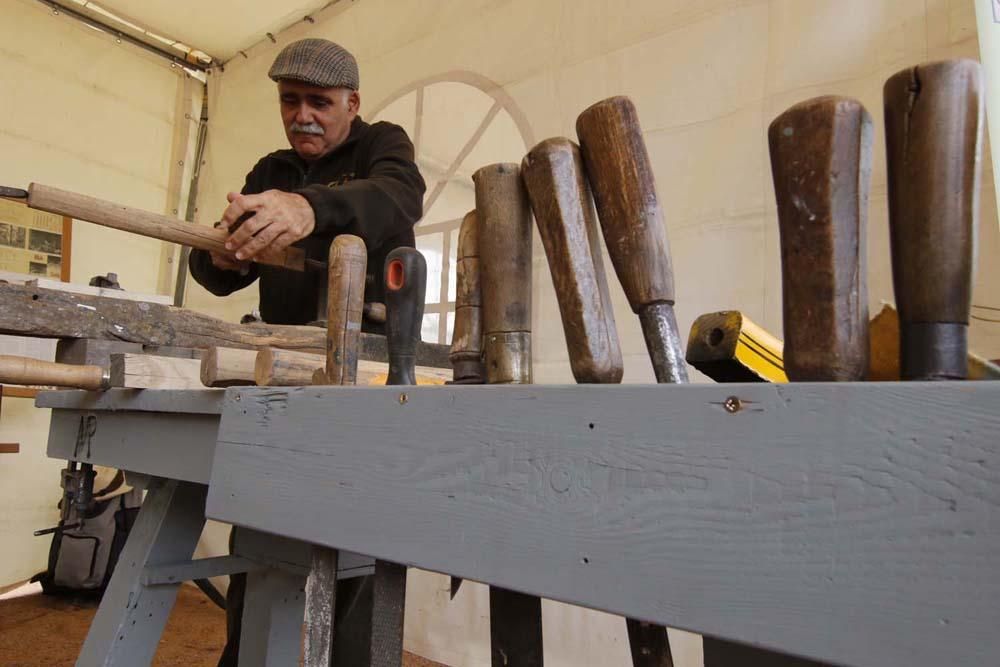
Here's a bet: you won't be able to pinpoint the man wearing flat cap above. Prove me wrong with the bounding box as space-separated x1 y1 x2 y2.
189 38 425 330
189 38 425 666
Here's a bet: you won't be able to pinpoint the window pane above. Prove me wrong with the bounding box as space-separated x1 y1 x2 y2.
421 313 440 344
446 310 455 346
447 227 459 302
415 232 443 304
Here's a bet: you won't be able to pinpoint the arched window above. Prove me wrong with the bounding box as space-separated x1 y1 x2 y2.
370 72 534 345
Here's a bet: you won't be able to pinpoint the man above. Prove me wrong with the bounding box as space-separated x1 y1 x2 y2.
189 38 425 330
188 38 425 665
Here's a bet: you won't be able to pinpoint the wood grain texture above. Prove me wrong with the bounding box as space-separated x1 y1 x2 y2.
473 163 533 384
325 235 367 386
109 353 202 389
36 387 225 415
450 211 484 382
0 355 106 390
200 347 257 387
0 282 451 367
27 183 310 272
208 382 1000 667
256 348 448 387
769 96 871 382
522 138 623 384
0 270 173 304
884 59 983 379
576 96 674 311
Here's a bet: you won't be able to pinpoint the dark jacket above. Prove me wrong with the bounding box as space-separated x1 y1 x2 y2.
189 117 425 325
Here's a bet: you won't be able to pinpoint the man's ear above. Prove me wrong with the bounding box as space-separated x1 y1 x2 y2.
348 90 361 115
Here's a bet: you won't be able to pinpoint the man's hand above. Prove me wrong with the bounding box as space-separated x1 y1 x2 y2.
221 190 316 261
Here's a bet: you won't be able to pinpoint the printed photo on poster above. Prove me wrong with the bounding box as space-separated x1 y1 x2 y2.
0 223 26 249
47 255 61 278
28 229 62 255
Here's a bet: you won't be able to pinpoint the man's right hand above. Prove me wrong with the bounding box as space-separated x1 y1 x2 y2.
209 251 251 274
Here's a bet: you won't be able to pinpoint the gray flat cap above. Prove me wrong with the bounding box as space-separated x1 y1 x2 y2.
268 38 359 90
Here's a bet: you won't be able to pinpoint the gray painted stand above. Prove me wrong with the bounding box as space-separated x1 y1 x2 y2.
40 383 1000 667
40 389 373 667
206 382 1000 667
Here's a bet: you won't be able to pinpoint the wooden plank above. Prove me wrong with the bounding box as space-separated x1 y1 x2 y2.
0 282 451 367
35 387 224 414
3 386 41 399
47 409 220 484
0 270 173 304
109 353 203 389
208 382 1000 667
257 347 452 387
0 443 19 454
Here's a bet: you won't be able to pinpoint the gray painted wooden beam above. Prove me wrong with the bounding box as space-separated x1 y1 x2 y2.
207 382 1000 667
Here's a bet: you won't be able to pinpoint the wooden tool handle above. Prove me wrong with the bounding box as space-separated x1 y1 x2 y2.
325 234 367 385
0 355 107 390
255 347 324 386
576 96 675 312
473 163 533 384
27 183 309 272
769 96 872 381
450 210 484 382
522 137 623 383
385 248 427 386
884 59 983 380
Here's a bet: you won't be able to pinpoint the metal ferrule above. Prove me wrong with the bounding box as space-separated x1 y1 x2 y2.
901 322 968 381
484 332 531 384
639 303 689 384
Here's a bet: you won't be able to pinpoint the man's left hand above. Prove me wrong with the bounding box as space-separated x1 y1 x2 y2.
221 190 316 261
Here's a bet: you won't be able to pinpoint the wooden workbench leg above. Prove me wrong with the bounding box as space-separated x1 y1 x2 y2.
238 568 308 667
76 478 207 667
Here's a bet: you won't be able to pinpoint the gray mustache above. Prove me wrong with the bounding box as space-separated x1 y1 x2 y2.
290 122 324 135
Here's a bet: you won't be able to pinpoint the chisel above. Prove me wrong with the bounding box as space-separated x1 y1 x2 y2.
769 95 872 381
576 96 681 667
522 138 623 384
884 59 984 380
371 247 427 667
702 95 876 667
449 210 486 385
576 96 686 384
474 162 543 667
0 355 110 390
303 234 367 667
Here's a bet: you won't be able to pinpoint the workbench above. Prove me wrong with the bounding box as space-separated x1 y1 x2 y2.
39 381 1000 667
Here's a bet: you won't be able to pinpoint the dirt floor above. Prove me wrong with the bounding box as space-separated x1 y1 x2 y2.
0 584 445 666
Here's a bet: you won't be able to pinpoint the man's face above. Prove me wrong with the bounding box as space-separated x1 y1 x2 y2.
278 80 360 161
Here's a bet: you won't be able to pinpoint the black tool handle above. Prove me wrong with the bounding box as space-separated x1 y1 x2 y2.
385 247 427 386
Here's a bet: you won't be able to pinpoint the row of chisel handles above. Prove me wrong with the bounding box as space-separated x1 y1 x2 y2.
319 57 983 667
452 57 984 389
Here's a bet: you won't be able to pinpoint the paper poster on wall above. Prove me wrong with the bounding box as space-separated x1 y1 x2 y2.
0 197 71 280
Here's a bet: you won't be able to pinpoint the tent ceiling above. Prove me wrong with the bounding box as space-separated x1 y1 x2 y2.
90 0 332 61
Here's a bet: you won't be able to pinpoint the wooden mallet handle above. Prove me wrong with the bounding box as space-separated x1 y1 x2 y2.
522 137 623 383
769 95 872 381
0 355 108 390
27 183 312 273
576 96 687 384
884 59 984 380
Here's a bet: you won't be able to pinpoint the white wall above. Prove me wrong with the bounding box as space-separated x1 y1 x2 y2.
0 0 202 588
187 1 998 665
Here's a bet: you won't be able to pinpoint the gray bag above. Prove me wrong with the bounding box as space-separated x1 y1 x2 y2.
33 475 142 597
